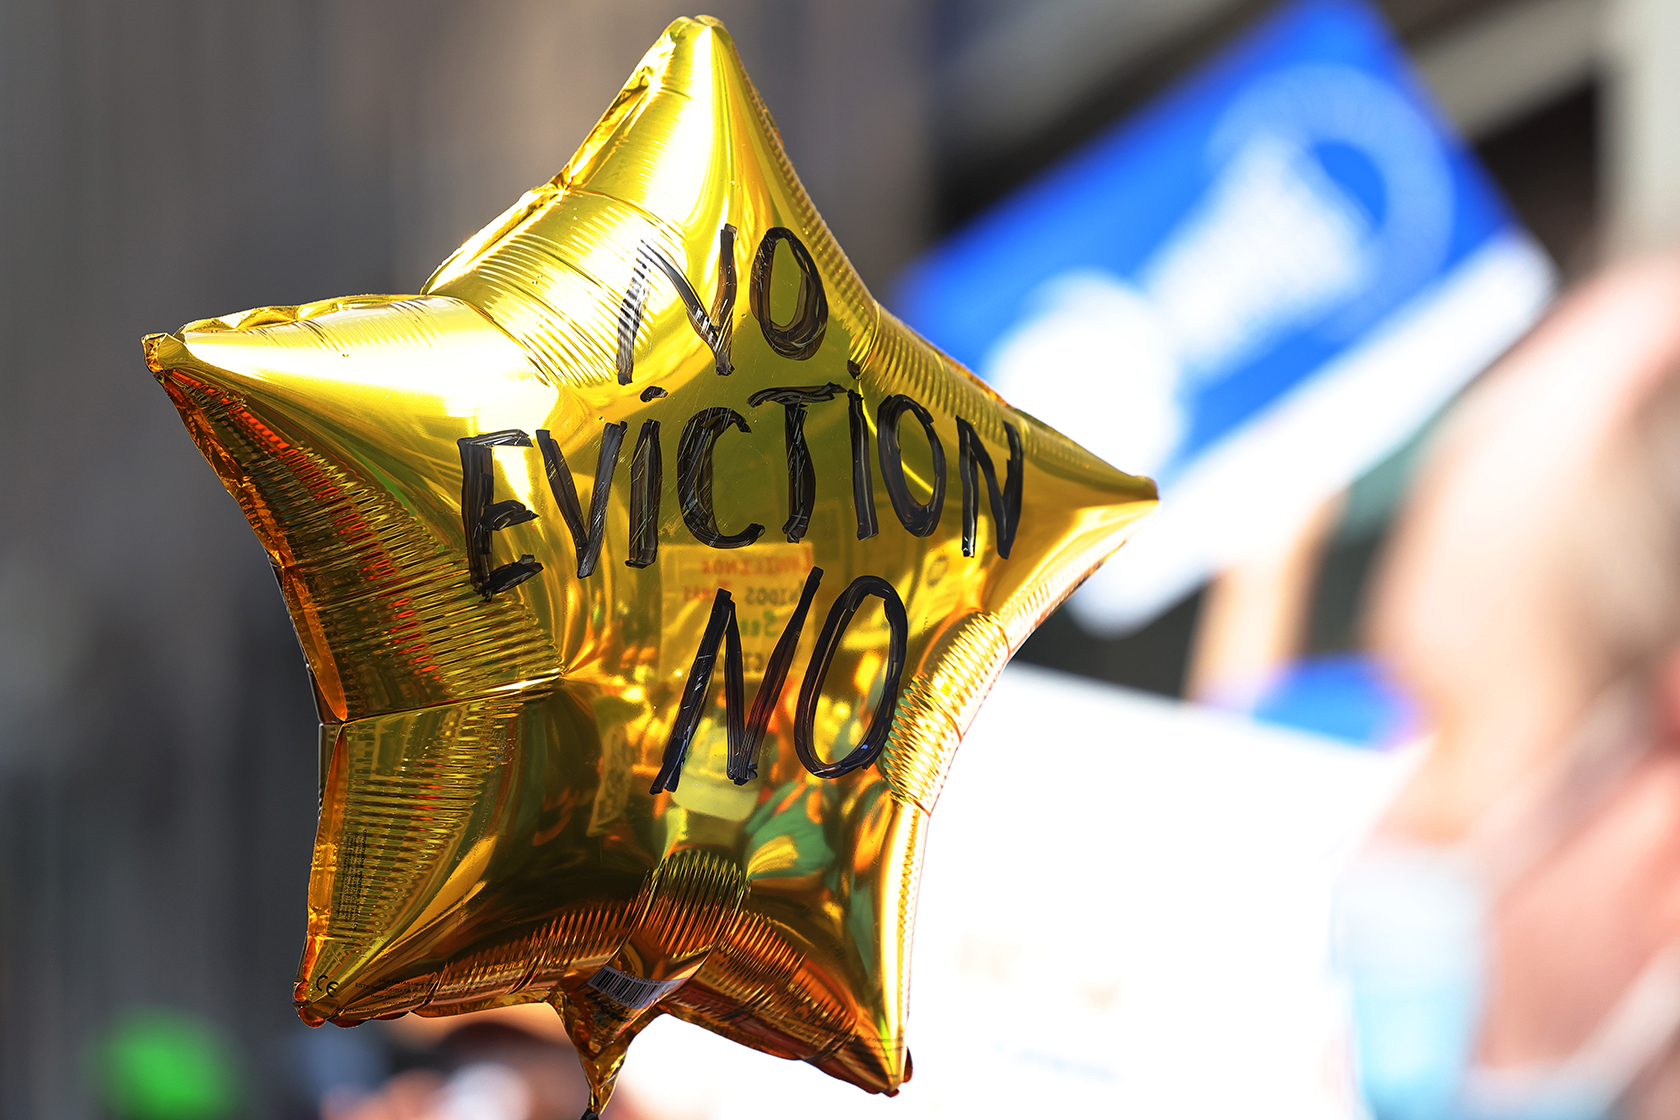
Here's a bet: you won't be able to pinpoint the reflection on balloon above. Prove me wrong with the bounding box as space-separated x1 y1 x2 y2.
143 16 1156 1117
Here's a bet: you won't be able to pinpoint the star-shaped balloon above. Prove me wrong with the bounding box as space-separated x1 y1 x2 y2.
145 16 1154 1116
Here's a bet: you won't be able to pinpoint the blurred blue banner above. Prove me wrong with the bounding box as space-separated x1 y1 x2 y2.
897 0 1553 633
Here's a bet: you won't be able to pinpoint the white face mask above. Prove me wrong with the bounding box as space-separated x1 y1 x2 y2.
1338 850 1680 1120
1465 939 1680 1120
1335 686 1680 1120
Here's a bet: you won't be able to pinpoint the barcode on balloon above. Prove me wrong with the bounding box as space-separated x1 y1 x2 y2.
586 966 686 1010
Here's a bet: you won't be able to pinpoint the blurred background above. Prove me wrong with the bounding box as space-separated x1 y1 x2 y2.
3 0 1677 1116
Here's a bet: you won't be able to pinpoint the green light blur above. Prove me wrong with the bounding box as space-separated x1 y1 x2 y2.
96 1008 240 1120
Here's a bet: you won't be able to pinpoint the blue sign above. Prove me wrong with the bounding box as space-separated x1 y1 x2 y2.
896 0 1553 631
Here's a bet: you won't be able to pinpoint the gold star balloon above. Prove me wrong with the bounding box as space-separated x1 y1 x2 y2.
144 16 1154 1117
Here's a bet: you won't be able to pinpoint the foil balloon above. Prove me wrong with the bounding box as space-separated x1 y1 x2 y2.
144 16 1155 1117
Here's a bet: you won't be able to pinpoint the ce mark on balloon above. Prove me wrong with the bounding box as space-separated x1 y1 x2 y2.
455 224 1026 790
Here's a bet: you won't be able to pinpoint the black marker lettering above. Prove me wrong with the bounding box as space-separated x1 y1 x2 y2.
732 567 823 782
649 567 826 793
458 430 543 600
651 589 735 794
749 227 827 361
536 422 627 578
617 225 738 383
625 419 662 568
640 385 667 402
876 395 945 537
747 383 844 543
614 243 652 385
677 407 764 549
955 417 1024 559
794 575 908 778
847 389 878 540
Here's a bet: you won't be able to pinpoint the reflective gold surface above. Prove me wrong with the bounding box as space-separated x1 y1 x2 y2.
144 17 1155 1115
